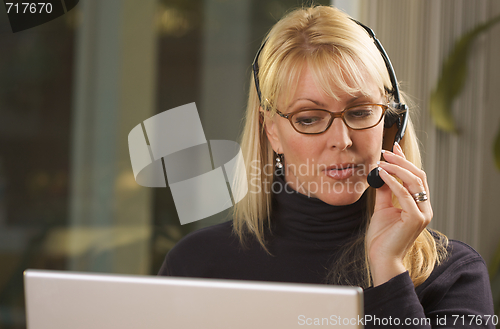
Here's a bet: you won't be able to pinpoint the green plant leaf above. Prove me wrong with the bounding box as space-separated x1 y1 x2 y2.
430 14 500 133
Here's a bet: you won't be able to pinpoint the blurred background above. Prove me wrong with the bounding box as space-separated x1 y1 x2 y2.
0 0 499 328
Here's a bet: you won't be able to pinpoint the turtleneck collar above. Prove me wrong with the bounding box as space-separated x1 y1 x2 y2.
270 174 368 246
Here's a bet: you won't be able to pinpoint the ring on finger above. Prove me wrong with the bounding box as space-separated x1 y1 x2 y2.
412 191 428 203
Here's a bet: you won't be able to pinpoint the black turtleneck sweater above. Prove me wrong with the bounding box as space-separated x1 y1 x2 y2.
159 175 494 328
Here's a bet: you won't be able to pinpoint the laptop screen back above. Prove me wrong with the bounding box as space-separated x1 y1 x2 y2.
24 269 363 329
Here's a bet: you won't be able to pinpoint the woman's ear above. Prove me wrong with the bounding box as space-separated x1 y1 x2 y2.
261 108 283 153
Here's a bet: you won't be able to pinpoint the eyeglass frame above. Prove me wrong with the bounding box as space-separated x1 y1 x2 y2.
273 103 391 135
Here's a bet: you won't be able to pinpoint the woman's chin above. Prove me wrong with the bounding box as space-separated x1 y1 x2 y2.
316 190 366 206
283 174 369 205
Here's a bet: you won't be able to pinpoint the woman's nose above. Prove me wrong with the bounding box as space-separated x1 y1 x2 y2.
326 118 352 150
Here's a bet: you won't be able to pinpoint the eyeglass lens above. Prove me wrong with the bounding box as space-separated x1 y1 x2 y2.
292 105 384 133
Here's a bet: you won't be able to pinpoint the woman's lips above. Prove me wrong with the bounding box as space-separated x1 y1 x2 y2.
324 165 356 180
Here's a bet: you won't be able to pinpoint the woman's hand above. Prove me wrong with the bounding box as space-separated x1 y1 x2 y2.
366 142 433 286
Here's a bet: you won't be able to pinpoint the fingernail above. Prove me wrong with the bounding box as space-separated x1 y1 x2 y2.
376 161 380 165
381 150 386 154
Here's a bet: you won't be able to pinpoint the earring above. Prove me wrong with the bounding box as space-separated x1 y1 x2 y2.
275 153 284 169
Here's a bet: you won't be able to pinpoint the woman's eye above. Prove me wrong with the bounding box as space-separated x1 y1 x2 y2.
347 108 373 119
295 116 321 125
293 110 328 126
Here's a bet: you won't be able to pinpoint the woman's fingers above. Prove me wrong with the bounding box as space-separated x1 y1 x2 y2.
378 161 432 216
382 145 431 197
368 144 433 285
379 161 424 192
374 143 429 213
393 142 406 158
372 175 396 212
377 167 422 216
376 143 433 230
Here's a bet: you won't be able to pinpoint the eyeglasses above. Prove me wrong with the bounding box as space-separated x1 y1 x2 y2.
275 104 389 135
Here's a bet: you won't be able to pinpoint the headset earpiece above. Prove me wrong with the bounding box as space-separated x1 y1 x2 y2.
383 111 399 129
393 104 408 144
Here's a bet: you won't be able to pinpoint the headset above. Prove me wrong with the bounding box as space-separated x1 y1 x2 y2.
352 20 408 188
353 20 408 144
252 18 408 188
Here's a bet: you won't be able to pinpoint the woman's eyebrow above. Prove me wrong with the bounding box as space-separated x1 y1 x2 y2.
287 98 326 109
346 93 380 105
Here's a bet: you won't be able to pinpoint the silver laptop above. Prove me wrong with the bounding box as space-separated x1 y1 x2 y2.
24 269 363 329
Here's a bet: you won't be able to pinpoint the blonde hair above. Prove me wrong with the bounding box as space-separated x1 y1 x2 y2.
231 5 447 288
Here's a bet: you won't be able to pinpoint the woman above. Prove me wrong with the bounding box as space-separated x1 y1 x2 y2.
159 5 494 328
